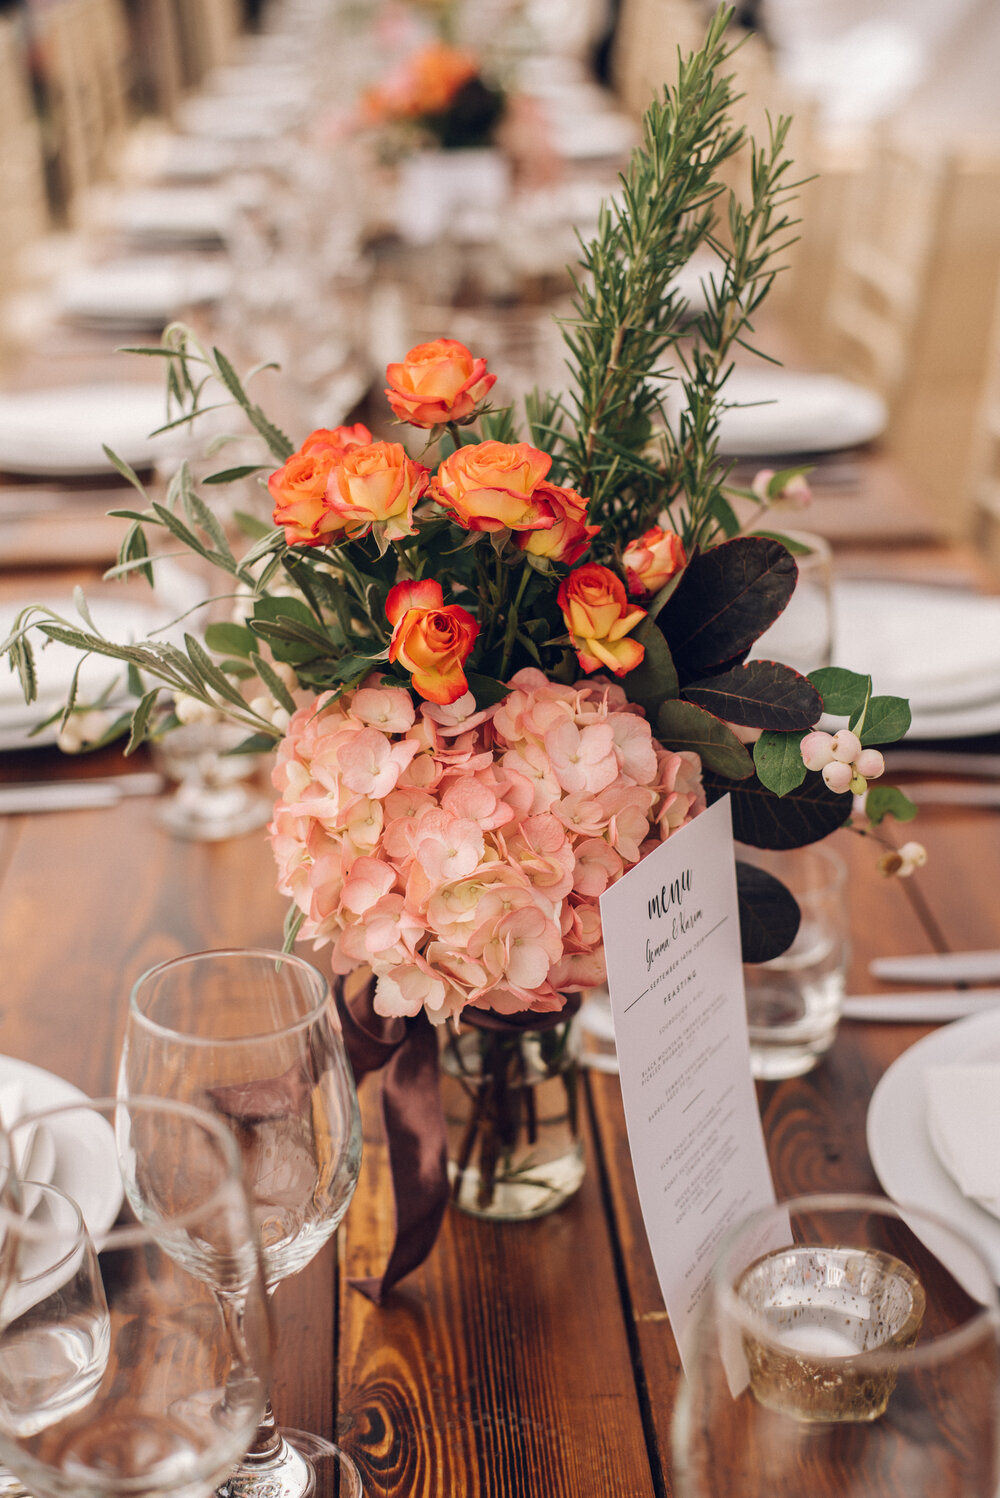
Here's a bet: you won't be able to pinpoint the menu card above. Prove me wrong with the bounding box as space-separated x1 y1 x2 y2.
599 795 776 1371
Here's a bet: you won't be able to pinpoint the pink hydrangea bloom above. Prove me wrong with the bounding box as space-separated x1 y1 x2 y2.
269 669 705 1023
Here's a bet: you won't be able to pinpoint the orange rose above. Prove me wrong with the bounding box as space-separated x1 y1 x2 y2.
431 440 552 533
622 524 686 595
385 339 496 429
269 425 373 546
408 42 479 115
326 441 430 545
517 482 600 565
557 564 647 676
386 579 479 705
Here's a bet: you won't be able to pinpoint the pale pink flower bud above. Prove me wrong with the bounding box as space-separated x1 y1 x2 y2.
899 841 928 871
751 469 776 502
783 474 812 507
801 730 836 772
854 747 884 779
830 729 862 763
822 760 854 793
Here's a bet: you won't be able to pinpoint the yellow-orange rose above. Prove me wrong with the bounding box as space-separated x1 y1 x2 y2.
517 482 600 565
385 339 496 429
269 425 373 546
622 524 686 595
557 564 647 676
386 579 479 705
326 441 430 545
431 440 552 533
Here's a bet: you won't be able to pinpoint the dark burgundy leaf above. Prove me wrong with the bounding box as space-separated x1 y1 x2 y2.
683 660 822 730
736 861 801 963
704 769 847 848
658 537 798 680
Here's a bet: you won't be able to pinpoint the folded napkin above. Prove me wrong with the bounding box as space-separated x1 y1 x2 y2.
924 1065 1000 1218
0 1081 57 1211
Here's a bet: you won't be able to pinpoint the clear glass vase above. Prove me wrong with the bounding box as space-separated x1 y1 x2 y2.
440 1018 585 1221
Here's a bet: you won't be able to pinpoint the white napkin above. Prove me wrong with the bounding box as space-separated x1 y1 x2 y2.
0 1082 57 1211
924 1065 1000 1218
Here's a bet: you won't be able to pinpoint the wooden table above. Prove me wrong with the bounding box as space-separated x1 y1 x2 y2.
0 702 995 1496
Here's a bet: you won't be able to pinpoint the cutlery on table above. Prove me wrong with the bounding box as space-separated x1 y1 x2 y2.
900 782 1000 808
882 749 1000 778
870 950 1000 984
842 990 1000 1022
0 772 164 815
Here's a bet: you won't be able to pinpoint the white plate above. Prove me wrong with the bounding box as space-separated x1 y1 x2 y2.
708 367 888 456
0 595 172 749
833 580 1000 734
867 1009 1000 1282
55 256 232 330
0 383 168 477
108 187 236 247
0 1056 122 1240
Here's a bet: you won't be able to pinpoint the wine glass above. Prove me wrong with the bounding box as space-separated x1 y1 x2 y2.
118 948 364 1498
0 1097 271 1498
673 1192 1000 1497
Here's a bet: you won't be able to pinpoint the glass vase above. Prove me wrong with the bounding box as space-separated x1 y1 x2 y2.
440 1018 585 1221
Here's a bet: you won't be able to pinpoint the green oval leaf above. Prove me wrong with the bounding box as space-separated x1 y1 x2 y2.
859 695 911 746
752 729 808 796
808 666 871 717
736 861 801 964
683 660 821 730
704 768 848 848
622 614 680 718
864 784 918 825
656 699 754 778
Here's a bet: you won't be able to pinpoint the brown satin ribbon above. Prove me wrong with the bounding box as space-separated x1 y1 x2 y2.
333 973 449 1304
333 975 582 1303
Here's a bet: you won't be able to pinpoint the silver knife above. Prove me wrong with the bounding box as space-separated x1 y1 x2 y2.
870 951 1000 984
0 773 164 815
842 991 1000 1022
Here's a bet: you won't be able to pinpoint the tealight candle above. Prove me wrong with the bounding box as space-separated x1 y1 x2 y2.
735 1244 926 1423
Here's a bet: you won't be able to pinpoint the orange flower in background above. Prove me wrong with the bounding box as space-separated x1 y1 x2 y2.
269 424 374 546
622 524 686 596
385 340 496 429
516 482 600 565
432 440 552 533
557 564 647 676
362 41 478 123
326 441 430 545
386 579 479 705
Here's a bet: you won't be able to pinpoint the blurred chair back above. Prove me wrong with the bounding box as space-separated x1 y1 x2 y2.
33 0 134 222
0 16 50 286
174 0 243 85
821 134 949 406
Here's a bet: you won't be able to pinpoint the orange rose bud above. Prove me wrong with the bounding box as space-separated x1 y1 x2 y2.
269 425 373 546
326 441 430 545
517 482 600 565
557 563 647 677
431 440 552 533
385 339 496 429
622 524 686 596
386 579 479 705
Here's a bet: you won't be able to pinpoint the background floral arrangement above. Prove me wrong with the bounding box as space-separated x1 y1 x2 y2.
3 6 919 1286
359 38 506 153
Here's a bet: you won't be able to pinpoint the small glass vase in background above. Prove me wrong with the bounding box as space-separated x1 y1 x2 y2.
441 1016 585 1221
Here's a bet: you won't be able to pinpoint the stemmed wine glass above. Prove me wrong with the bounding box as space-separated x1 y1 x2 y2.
0 1096 271 1498
673 1192 1000 1497
118 948 364 1498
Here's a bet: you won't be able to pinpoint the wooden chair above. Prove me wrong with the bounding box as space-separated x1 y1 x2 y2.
173 0 244 86
32 0 134 222
0 17 50 272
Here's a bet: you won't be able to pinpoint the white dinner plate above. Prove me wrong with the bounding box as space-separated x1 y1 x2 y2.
867 1009 1000 1282
0 383 168 477
832 580 1000 735
108 187 236 247
706 367 888 456
0 594 172 749
0 1055 122 1240
55 256 232 330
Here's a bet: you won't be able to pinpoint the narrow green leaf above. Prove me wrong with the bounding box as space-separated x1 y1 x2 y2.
102 445 149 496
250 651 297 714
623 615 680 717
126 689 162 753
203 465 269 484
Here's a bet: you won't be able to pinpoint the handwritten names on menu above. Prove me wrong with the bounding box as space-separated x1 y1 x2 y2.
599 796 775 1370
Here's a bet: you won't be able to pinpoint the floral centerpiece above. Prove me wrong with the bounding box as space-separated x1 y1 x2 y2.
359 38 506 155
3 8 918 1297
